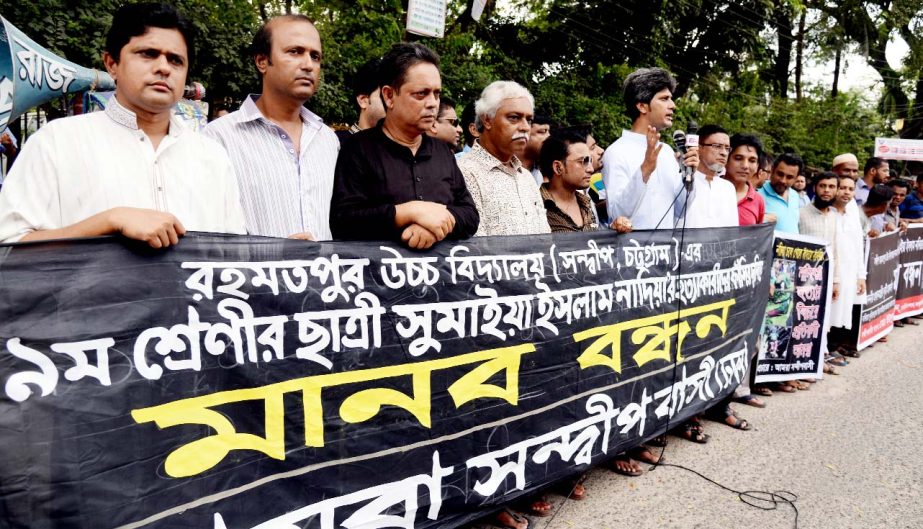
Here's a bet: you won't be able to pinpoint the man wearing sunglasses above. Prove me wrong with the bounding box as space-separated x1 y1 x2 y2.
676 124 739 228
427 96 462 150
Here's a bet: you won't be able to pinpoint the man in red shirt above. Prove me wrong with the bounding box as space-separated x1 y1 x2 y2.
724 134 766 226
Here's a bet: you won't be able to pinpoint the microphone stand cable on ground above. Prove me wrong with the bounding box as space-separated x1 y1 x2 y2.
541 152 801 529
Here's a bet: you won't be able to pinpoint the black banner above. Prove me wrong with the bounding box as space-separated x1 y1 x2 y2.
754 233 829 383
895 225 923 319
0 226 772 529
858 231 901 349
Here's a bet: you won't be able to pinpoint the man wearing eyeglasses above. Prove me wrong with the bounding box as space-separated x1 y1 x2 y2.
427 96 462 150
676 124 739 228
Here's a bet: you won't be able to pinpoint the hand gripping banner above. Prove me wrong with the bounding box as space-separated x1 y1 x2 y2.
0 225 772 529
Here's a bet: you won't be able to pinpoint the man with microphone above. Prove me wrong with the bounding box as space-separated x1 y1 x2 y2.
601 67 698 230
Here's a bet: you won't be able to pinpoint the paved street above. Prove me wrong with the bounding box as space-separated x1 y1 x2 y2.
487 323 923 529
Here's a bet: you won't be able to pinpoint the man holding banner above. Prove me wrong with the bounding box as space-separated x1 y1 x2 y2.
0 2 246 246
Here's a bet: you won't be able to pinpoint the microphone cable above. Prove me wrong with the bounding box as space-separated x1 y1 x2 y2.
542 161 800 529
645 166 801 529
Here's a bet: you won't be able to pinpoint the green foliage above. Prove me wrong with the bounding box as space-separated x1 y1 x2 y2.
0 0 911 149
688 86 887 169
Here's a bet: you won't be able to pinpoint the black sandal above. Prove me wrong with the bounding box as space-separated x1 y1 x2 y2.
676 420 710 444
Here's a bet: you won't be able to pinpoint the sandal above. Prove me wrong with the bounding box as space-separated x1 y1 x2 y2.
791 380 810 391
723 410 751 430
608 454 642 476
677 420 710 444
823 362 840 375
752 385 773 397
906 319 918 326
494 509 533 529
838 346 861 358
877 336 888 343
773 382 796 393
894 320 905 328
647 434 668 447
733 394 767 408
827 355 848 367
629 445 665 464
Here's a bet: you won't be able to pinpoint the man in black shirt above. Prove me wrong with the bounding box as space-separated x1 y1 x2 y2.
330 43 478 248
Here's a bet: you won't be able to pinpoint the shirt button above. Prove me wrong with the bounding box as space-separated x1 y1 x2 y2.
139 137 145 142
289 149 294 153
281 134 287 139
415 177 421 182
417 195 423 200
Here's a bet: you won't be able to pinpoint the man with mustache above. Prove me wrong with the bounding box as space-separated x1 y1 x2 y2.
601 67 698 230
678 124 738 228
457 80 551 236
205 15 339 240
0 2 246 246
330 43 478 249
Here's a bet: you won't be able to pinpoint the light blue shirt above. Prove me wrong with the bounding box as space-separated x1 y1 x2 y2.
759 184 800 234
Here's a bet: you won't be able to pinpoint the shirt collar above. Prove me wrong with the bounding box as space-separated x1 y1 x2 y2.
470 141 524 175
237 94 325 129
104 95 184 137
762 183 791 203
619 129 648 143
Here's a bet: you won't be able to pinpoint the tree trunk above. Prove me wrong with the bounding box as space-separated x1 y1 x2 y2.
832 46 841 99
773 3 793 98
900 72 923 139
795 9 806 101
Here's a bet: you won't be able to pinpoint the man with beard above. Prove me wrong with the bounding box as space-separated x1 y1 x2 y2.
793 174 810 207
800 172 847 366
678 124 738 228
330 43 479 249
458 80 550 236
855 157 889 206
601 67 698 229
760 153 804 234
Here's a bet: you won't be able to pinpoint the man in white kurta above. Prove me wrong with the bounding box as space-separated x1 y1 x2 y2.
0 3 245 246
830 177 867 330
0 99 246 243
676 125 738 229
602 67 697 229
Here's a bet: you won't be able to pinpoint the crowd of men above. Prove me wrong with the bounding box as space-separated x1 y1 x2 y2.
1 4 921 529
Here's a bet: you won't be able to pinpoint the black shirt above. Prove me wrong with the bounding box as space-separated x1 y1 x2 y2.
330 123 479 241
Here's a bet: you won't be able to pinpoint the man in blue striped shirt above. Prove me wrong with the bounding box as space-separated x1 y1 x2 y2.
205 15 339 240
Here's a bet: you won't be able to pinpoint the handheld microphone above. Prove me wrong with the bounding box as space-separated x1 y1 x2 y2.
673 130 694 191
